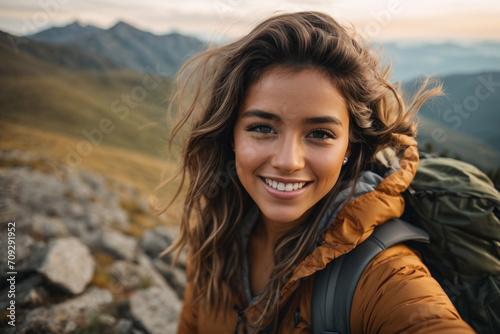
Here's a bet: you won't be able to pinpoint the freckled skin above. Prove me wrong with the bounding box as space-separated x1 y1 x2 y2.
233 66 351 231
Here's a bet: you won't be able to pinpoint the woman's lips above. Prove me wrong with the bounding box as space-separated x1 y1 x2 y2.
259 177 311 199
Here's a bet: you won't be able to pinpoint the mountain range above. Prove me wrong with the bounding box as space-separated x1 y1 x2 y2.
26 21 500 82
381 41 500 82
26 21 105 43
26 21 204 76
1 21 499 172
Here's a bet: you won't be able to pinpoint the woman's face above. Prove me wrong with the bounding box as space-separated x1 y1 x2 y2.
233 66 350 227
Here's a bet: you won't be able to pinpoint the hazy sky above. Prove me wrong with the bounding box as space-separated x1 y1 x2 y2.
1 0 499 42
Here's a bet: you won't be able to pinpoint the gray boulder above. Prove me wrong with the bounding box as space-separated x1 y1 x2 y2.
152 258 187 299
139 226 173 258
108 261 152 293
115 318 133 334
19 286 113 333
100 229 137 261
38 237 95 294
129 286 181 334
32 213 68 239
0 274 45 311
0 233 46 277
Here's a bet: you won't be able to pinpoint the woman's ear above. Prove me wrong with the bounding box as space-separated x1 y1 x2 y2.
343 146 351 165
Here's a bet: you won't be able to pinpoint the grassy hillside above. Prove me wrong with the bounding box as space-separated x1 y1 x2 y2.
1 31 174 159
0 69 173 158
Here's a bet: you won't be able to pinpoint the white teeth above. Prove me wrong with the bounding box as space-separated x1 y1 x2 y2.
264 178 306 192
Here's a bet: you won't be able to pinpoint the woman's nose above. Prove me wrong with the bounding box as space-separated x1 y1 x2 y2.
270 136 305 173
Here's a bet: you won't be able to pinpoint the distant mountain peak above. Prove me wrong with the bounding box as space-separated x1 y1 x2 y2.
27 20 103 43
110 21 139 31
67 20 91 28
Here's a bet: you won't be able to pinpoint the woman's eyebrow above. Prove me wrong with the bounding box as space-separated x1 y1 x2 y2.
242 109 343 127
304 116 343 126
241 109 281 122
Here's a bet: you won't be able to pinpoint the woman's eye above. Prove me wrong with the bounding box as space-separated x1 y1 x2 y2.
247 124 275 134
308 129 335 140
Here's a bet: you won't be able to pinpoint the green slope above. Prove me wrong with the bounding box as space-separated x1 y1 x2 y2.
0 31 173 160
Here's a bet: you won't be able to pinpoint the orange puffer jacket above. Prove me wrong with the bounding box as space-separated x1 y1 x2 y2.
176 135 475 334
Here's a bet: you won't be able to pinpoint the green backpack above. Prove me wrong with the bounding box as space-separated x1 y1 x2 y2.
311 156 500 334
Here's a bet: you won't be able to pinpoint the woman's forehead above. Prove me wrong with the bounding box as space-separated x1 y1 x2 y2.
239 66 349 127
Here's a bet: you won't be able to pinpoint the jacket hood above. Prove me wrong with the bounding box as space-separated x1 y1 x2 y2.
280 134 420 297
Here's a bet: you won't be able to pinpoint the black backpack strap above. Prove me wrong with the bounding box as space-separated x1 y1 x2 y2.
311 219 430 334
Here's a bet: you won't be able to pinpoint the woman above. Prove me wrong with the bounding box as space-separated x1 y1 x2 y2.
152 11 474 333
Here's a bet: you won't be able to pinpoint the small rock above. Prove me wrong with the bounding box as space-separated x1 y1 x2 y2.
66 170 95 200
131 329 146 334
0 197 23 223
19 287 113 333
115 318 133 334
68 201 85 219
80 169 109 199
97 313 117 326
129 286 181 334
139 226 173 258
17 169 67 217
100 229 137 261
77 228 101 248
137 253 172 291
86 202 129 230
63 217 92 241
153 258 187 299
0 274 45 310
32 214 68 239
0 167 22 199
5 232 34 262
108 261 152 293
0 234 45 277
38 237 95 294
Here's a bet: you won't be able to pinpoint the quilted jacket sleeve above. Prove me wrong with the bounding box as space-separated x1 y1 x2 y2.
350 244 475 333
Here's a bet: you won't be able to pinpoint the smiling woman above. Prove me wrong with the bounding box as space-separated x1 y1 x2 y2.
150 11 475 334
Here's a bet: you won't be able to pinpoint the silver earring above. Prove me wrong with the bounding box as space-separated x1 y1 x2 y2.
343 157 348 165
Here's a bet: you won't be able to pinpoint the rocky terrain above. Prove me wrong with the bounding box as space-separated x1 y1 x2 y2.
0 150 186 333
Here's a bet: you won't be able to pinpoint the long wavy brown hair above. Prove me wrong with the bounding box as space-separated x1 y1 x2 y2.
151 11 442 333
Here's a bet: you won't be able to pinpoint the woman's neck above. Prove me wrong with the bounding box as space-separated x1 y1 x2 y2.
247 210 313 295
256 209 311 245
